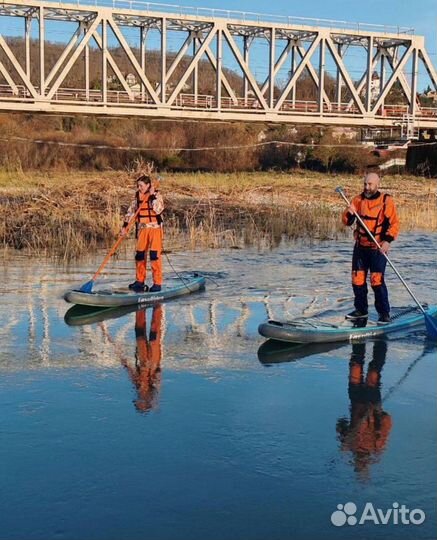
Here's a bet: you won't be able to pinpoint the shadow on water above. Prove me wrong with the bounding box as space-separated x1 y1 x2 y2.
64 302 150 326
258 336 437 486
257 339 346 364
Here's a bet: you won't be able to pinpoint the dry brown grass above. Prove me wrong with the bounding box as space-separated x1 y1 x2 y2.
0 173 129 259
0 170 435 258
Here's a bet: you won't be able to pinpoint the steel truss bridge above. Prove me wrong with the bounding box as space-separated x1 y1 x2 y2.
0 0 436 129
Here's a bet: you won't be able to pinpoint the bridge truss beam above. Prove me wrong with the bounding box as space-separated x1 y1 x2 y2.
0 0 436 128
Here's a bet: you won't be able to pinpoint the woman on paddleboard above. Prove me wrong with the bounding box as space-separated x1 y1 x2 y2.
121 174 164 293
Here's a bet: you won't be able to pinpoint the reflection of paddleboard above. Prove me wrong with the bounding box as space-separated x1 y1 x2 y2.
64 271 205 307
257 340 346 365
64 303 146 326
258 305 437 344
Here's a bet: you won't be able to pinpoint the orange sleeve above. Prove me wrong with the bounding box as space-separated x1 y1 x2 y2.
342 195 361 226
383 196 400 242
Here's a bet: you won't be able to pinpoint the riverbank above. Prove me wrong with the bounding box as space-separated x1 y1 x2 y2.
0 170 435 258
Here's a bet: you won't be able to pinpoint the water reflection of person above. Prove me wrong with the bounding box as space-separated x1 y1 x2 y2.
122 304 163 414
336 340 392 481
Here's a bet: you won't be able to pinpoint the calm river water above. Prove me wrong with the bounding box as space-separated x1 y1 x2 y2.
0 233 436 540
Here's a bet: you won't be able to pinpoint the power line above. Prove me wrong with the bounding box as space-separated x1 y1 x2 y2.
0 134 435 152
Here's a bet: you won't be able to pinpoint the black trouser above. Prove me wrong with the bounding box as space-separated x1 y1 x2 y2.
352 244 390 315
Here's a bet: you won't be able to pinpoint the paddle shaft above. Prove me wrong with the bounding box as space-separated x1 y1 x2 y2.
337 187 427 316
90 197 148 282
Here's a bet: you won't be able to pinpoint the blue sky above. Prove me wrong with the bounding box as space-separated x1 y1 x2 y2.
185 0 437 90
1 0 436 57
0 0 435 91
193 0 437 56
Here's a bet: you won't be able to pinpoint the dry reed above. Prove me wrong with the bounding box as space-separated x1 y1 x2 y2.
0 170 435 259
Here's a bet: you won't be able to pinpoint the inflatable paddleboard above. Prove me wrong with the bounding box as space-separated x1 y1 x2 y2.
258 305 437 343
64 271 205 307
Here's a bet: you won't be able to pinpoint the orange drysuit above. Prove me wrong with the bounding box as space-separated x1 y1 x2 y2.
342 191 400 315
342 191 400 249
124 189 164 286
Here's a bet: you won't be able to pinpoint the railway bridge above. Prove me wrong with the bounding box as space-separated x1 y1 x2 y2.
0 0 436 129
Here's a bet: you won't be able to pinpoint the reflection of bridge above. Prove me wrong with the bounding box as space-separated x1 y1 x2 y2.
0 0 436 128
0 285 337 371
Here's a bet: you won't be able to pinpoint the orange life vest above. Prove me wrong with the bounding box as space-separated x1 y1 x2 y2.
136 191 163 225
342 191 399 249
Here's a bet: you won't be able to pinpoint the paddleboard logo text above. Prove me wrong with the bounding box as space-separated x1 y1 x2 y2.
138 295 165 303
330 502 425 527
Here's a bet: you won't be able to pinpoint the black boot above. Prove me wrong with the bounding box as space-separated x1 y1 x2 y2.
345 309 368 320
149 284 162 292
128 281 146 292
377 313 391 325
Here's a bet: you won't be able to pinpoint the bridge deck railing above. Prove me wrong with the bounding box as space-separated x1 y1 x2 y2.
1 84 435 119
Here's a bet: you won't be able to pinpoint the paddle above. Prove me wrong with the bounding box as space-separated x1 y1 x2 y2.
336 186 437 339
78 197 149 293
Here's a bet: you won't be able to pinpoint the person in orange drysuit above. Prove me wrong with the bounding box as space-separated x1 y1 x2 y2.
336 340 392 481
121 175 164 292
342 172 400 324
122 304 163 413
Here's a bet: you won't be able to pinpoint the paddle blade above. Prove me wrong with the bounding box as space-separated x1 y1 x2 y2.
79 280 94 294
425 314 437 340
